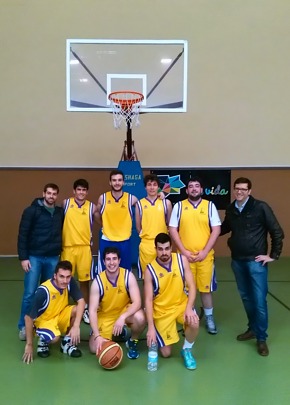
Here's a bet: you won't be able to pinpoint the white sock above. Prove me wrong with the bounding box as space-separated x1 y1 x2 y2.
183 339 194 350
204 307 213 316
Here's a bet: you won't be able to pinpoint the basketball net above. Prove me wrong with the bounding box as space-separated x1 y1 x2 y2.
108 91 144 129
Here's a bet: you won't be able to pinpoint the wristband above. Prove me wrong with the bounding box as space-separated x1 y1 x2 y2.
93 334 101 341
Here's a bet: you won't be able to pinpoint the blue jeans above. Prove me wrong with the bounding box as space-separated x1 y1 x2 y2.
18 255 59 329
231 260 268 341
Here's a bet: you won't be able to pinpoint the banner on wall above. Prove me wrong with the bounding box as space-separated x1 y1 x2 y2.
151 169 231 210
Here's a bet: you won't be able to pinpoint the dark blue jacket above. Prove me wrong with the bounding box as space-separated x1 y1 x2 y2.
17 198 64 260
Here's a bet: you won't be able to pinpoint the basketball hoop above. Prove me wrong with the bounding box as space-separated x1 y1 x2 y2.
108 91 144 129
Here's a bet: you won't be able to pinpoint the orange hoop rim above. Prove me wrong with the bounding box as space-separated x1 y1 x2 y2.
108 91 144 108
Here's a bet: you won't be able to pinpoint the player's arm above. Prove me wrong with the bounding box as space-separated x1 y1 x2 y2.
22 315 35 364
22 287 47 364
165 199 172 226
144 267 157 346
89 278 107 353
182 255 199 325
67 278 86 345
135 201 142 234
94 195 104 226
113 272 141 335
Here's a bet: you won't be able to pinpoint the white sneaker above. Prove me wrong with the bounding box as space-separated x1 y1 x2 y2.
205 315 218 334
19 326 26 341
82 308 90 325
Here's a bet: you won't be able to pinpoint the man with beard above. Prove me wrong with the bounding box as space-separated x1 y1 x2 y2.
61 179 98 325
96 170 138 272
17 183 64 341
144 233 199 370
169 177 221 334
22 260 85 364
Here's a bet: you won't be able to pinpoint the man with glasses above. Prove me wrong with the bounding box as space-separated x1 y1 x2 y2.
221 177 284 356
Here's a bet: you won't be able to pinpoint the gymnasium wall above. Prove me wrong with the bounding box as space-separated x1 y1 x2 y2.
0 169 288 256
0 0 290 168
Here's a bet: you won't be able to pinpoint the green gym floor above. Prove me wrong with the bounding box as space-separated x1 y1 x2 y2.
1 257 290 405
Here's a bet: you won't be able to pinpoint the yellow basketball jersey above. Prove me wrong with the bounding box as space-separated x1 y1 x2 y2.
34 279 69 325
138 198 168 240
101 192 133 241
96 267 130 318
62 198 93 247
177 199 213 253
147 253 187 318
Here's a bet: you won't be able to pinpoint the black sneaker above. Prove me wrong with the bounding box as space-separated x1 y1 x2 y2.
37 338 50 358
60 337 82 358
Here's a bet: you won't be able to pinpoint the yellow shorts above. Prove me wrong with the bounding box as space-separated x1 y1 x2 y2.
97 305 129 340
138 239 156 278
34 305 74 342
61 246 93 282
154 301 186 347
189 254 216 293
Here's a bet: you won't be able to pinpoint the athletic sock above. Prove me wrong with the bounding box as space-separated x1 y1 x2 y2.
204 307 213 316
183 339 194 350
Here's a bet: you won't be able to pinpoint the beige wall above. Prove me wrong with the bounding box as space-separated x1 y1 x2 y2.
0 0 290 167
0 169 288 256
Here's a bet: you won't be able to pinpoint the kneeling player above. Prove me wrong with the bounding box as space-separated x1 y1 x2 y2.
22 261 85 364
144 233 199 370
89 247 146 359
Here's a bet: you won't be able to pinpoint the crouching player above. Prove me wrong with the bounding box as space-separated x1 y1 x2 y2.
22 261 85 364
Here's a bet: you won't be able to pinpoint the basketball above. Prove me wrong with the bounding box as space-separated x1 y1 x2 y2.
97 340 123 370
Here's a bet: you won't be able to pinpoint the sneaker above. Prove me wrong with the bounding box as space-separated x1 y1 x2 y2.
60 337 82 358
19 326 26 341
181 348 197 370
37 338 50 358
82 308 90 325
126 339 140 359
205 315 218 334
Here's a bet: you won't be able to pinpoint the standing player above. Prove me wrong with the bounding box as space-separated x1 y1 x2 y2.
95 170 138 272
144 233 199 370
169 177 221 334
61 179 97 324
135 174 172 278
17 183 64 340
22 261 85 364
89 247 146 359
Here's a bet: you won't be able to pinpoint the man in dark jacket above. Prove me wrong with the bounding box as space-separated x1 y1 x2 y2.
221 177 284 357
17 183 64 341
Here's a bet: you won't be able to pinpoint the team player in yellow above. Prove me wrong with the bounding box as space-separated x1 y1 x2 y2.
89 247 146 359
96 170 138 273
22 261 85 364
61 179 98 324
169 177 221 334
136 174 172 278
144 233 199 370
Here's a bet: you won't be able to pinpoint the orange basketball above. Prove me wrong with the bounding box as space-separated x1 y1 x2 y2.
97 340 123 370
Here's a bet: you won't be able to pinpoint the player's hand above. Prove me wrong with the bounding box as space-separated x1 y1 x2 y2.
184 308 199 326
255 255 274 265
183 250 195 263
22 343 33 364
21 260 31 272
113 315 126 336
192 250 207 262
95 336 109 356
68 325 81 346
146 327 157 347
157 191 165 200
